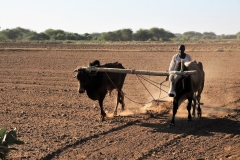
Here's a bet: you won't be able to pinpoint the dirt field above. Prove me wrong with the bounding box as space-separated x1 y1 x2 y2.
0 42 240 160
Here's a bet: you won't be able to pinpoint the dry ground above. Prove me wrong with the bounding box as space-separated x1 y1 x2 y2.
0 42 240 160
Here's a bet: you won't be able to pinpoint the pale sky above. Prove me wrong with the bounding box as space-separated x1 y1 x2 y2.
1 0 239 35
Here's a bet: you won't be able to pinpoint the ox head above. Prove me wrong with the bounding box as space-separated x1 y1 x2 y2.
74 61 101 94
168 71 189 97
168 61 190 98
74 68 89 94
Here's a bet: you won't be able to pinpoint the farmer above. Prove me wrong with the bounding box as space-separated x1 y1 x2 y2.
166 45 192 80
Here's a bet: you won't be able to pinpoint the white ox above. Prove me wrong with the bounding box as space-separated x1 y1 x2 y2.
168 61 205 125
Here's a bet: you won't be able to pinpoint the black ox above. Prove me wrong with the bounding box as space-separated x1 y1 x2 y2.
168 61 205 125
74 60 127 121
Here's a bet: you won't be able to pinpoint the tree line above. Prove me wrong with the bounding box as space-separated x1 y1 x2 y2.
0 27 240 42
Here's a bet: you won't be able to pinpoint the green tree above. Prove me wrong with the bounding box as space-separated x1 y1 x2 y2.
38 32 50 40
44 29 65 40
90 32 101 40
114 30 122 41
0 32 7 41
183 31 202 40
1 29 19 39
55 33 66 40
24 32 50 40
0 27 33 40
83 33 92 40
113 29 133 41
66 33 84 40
236 32 240 39
25 32 39 40
202 32 216 39
133 29 153 41
101 32 118 41
219 34 237 39
163 31 175 41
120 29 133 41
149 27 166 41
65 33 76 40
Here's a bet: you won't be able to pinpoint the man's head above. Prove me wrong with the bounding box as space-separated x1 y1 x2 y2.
178 45 185 56
178 45 185 51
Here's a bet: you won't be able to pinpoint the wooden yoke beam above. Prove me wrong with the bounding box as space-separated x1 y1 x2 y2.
80 67 196 76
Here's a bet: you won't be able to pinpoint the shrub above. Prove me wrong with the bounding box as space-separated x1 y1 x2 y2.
0 128 24 160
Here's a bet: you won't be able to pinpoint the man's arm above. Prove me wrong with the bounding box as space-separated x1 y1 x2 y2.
168 55 176 71
186 54 192 61
166 54 176 81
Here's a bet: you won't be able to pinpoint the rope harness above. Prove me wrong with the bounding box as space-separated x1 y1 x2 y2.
103 70 170 105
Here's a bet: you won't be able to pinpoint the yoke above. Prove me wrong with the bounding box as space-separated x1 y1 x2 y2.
80 66 196 76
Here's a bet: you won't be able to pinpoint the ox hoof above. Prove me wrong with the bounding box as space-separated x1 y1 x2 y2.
187 119 192 122
146 110 154 118
99 116 105 122
169 123 175 127
197 113 202 118
102 112 107 117
100 113 106 122
148 113 154 118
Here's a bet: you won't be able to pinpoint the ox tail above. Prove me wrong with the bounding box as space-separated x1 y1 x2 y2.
197 62 204 91
201 71 205 93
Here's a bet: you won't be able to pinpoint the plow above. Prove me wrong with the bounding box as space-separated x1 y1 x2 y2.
79 66 197 106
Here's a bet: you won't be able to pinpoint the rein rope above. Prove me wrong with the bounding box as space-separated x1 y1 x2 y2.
137 75 169 93
103 70 170 105
135 74 156 101
136 75 169 101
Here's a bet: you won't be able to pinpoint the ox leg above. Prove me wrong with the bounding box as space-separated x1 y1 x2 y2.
114 91 125 116
187 97 193 122
120 91 125 111
197 95 202 118
99 96 106 121
192 94 196 117
114 91 120 116
170 98 178 125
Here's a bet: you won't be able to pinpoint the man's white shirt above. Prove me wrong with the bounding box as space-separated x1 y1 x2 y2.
168 53 192 71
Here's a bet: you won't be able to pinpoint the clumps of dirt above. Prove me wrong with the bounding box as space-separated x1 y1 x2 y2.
104 99 172 119
143 100 172 116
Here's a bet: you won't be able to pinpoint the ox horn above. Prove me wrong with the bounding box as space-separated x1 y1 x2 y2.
73 69 79 73
73 69 79 78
